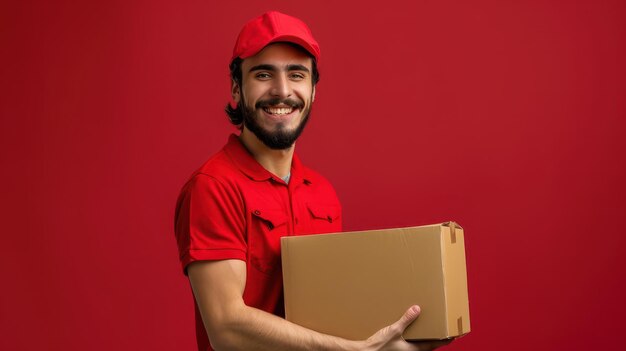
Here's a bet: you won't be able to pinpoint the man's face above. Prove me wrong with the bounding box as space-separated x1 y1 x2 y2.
233 43 315 150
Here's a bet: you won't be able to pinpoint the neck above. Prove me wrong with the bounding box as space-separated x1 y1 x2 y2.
239 127 294 178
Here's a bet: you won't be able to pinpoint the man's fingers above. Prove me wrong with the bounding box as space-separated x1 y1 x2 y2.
392 305 421 333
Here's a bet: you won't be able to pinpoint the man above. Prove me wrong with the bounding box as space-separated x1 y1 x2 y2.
175 11 451 351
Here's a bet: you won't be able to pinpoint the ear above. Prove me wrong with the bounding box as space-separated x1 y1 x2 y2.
312 86 316 103
231 80 241 104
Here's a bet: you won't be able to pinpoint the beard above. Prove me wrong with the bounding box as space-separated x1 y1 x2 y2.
241 96 312 150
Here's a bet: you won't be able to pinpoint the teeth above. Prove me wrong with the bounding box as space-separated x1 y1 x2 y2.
264 107 294 115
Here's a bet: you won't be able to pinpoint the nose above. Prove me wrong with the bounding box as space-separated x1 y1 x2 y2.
269 73 292 98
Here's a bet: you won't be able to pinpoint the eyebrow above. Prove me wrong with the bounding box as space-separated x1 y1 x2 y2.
248 64 310 73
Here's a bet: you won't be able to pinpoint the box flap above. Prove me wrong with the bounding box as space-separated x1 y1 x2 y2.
441 224 471 336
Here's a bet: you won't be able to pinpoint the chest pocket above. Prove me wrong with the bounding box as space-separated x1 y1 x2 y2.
249 208 288 274
252 209 288 230
306 202 341 234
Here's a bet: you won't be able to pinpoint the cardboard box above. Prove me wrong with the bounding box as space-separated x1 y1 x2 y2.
281 222 470 341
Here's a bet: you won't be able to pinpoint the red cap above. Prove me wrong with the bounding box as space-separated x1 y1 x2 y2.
231 11 320 63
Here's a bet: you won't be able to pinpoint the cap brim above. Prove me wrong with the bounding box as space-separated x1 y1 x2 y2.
235 35 320 62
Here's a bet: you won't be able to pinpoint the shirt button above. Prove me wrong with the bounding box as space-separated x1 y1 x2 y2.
254 210 261 215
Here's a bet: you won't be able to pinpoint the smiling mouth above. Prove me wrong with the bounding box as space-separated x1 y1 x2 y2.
262 106 296 115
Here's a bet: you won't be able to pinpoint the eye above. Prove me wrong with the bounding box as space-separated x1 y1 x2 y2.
255 72 272 80
290 73 306 80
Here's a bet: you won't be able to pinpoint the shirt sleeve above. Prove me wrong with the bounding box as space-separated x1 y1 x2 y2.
174 173 246 274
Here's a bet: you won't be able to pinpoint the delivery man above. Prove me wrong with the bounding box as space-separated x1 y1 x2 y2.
174 10 452 351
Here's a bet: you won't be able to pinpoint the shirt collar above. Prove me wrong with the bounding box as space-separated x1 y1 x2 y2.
223 134 311 184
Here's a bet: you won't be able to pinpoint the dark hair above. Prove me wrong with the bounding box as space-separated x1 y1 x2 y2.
225 44 320 126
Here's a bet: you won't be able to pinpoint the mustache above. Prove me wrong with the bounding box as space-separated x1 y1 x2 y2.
255 98 304 110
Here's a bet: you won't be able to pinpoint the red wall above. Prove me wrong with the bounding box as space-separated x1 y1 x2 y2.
2 1 625 350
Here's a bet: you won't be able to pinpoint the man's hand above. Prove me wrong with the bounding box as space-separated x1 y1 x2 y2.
363 306 453 351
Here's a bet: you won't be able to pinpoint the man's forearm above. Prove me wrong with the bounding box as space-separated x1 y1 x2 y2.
188 260 366 351
206 302 364 351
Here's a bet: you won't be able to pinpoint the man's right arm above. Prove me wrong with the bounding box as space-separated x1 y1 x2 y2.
188 259 452 351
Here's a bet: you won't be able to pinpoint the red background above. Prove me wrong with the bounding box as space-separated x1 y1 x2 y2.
2 0 625 350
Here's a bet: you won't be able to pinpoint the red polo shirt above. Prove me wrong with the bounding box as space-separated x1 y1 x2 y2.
174 134 342 351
